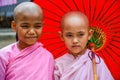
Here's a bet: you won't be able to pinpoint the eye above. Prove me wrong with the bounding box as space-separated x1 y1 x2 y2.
21 25 29 29
66 33 73 38
78 33 84 37
34 25 42 29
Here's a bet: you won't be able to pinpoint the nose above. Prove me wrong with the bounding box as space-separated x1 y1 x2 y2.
28 28 36 35
72 37 79 44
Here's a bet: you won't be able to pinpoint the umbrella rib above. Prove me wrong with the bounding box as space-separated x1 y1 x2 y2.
44 24 60 28
113 31 120 34
109 21 120 26
56 48 68 58
92 0 98 21
104 48 120 69
111 29 120 33
95 0 107 21
51 44 65 52
110 42 120 50
111 26 120 30
62 0 72 11
72 0 79 10
113 35 120 38
44 41 63 47
42 8 61 18
112 39 120 44
101 14 120 26
48 0 66 13
108 46 120 57
44 16 60 23
100 50 116 74
42 32 59 34
41 37 60 40
89 0 91 22
101 7 120 24
98 0 116 22
82 0 86 15
100 51 110 69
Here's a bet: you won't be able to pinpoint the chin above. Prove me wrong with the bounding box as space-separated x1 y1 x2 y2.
27 42 36 46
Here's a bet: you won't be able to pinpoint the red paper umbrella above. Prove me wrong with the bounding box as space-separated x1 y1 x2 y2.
33 0 120 79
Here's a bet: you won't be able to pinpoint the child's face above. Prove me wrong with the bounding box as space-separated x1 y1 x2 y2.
12 11 43 48
60 16 92 56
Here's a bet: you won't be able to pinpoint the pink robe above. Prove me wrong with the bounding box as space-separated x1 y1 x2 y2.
0 42 54 80
54 49 114 80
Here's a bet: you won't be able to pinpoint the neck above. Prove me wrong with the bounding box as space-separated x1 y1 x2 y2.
17 41 30 50
70 48 87 58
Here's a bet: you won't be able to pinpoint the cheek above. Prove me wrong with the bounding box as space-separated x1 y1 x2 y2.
64 39 71 47
82 38 89 46
37 29 42 36
16 28 27 37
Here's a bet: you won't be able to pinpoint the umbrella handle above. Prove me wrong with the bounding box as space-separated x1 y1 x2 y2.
91 48 98 80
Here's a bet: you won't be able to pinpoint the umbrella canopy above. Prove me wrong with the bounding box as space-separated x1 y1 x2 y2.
34 0 120 80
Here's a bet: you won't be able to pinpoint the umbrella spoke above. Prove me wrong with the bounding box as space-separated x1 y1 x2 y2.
110 42 120 50
55 48 68 58
92 0 98 21
89 0 91 22
82 0 86 15
44 41 63 48
101 7 120 24
72 0 79 10
104 48 120 69
108 46 120 57
95 0 107 21
111 26 120 30
45 17 60 23
101 15 120 26
98 0 116 22
41 37 60 40
43 8 61 18
50 43 65 52
62 0 72 11
109 21 120 26
100 50 111 69
48 0 66 13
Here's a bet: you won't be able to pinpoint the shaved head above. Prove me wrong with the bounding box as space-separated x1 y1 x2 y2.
14 2 43 22
61 11 89 30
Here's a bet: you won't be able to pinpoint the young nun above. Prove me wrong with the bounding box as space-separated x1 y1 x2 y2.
0 2 54 80
54 11 114 80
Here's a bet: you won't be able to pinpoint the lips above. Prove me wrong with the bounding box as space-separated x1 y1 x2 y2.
72 45 80 48
26 36 38 40
27 37 37 38
26 36 37 38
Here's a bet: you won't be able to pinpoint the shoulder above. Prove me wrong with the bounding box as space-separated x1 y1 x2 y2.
54 53 70 72
0 42 17 57
55 53 72 68
43 48 54 59
0 42 17 64
39 43 54 59
55 53 69 63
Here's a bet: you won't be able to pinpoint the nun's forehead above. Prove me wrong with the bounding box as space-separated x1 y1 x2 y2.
13 2 43 21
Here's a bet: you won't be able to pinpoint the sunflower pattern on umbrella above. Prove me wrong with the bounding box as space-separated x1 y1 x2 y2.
87 27 106 51
34 0 120 80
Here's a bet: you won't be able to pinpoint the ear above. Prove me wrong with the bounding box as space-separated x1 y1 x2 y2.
88 29 94 40
58 31 64 41
11 21 17 32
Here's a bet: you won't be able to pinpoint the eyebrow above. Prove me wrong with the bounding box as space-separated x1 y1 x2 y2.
78 31 85 33
21 22 43 24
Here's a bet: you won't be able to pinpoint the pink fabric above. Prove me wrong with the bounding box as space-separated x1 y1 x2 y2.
0 42 54 80
54 49 114 80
